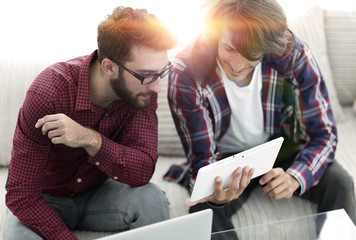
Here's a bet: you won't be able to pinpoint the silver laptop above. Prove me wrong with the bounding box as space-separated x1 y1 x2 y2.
96 209 213 240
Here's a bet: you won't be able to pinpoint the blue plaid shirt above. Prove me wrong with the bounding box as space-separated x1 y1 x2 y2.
164 35 337 195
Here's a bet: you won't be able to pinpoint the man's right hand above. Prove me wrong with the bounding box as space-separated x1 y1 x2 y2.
185 166 254 207
35 113 102 156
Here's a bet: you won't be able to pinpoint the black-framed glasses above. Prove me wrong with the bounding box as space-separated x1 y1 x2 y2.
112 59 172 85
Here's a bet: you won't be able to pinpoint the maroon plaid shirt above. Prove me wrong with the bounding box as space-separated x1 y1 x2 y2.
5 51 159 239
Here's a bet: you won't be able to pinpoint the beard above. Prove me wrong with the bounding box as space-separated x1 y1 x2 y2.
110 71 151 109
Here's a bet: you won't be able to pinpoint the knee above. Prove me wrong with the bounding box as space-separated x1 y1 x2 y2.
324 163 355 194
130 183 170 213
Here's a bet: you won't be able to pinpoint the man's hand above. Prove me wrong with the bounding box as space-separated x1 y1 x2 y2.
35 113 101 156
259 168 300 199
185 166 254 207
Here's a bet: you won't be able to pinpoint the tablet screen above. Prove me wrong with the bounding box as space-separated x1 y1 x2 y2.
190 137 284 202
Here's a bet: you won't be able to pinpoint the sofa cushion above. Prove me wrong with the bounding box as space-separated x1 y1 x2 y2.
288 6 346 123
157 78 185 157
324 10 356 106
0 59 54 166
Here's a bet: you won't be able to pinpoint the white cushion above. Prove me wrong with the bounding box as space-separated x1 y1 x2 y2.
288 6 345 123
324 10 356 105
0 59 54 166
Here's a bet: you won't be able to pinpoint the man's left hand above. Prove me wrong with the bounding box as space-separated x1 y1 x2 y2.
259 168 300 199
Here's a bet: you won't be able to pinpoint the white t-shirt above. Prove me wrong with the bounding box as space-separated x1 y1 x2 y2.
217 61 269 153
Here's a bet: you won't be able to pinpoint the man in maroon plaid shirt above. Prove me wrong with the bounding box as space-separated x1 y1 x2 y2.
4 6 176 240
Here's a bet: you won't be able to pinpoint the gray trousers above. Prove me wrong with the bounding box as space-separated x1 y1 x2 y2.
4 179 170 240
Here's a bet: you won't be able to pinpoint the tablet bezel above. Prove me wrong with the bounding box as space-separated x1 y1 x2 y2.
190 137 284 202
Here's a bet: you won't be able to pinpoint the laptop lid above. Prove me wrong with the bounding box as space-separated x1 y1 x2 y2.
96 209 213 240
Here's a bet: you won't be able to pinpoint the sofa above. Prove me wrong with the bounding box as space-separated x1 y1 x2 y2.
1 6 356 239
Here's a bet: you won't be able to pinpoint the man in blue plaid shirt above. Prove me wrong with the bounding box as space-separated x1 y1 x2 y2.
164 0 356 239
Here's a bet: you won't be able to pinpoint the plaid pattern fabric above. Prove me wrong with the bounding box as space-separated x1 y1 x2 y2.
5 51 159 239
164 35 337 196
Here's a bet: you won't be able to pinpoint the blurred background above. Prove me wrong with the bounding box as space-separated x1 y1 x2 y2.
0 0 355 61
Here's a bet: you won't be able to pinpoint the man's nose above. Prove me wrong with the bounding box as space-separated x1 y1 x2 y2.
231 53 249 71
147 77 161 94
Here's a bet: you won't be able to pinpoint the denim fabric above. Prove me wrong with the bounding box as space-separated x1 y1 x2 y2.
4 179 170 240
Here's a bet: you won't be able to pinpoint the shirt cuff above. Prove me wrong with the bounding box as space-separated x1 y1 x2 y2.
88 134 124 165
286 162 314 195
207 201 227 208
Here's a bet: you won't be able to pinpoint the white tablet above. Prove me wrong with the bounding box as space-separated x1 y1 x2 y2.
190 137 284 202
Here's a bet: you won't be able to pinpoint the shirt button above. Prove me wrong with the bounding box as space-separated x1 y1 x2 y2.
113 176 118 180
105 113 109 117
77 178 82 183
95 162 100 166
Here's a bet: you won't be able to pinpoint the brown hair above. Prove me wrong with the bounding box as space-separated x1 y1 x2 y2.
97 6 177 63
204 0 294 60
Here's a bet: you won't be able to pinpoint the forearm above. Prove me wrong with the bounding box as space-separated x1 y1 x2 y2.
89 134 157 187
8 116 77 239
168 78 220 187
287 43 337 194
287 131 336 194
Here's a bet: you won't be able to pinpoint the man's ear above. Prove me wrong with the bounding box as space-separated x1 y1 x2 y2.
101 58 117 77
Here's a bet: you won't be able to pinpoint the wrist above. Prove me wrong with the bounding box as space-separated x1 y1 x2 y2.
83 129 102 157
290 175 301 194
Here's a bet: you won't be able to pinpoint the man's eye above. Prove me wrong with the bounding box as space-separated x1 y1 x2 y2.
142 73 160 79
225 47 235 52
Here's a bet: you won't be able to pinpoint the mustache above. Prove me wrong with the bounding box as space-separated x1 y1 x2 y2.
138 91 155 97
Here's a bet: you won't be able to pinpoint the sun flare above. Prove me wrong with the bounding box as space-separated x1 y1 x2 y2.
1 0 355 60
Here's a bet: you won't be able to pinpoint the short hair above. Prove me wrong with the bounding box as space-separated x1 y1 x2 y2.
97 6 177 64
204 0 294 60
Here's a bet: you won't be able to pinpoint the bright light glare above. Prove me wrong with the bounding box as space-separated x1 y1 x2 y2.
0 0 355 61
117 0 207 57
0 0 207 61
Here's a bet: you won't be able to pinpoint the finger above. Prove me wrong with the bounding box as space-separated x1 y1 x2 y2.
226 167 242 200
247 167 255 179
262 176 286 195
47 129 63 139
35 114 61 128
231 167 242 191
237 167 254 195
273 191 291 200
213 176 224 201
262 177 280 194
266 183 292 199
259 168 283 185
41 121 62 135
214 176 223 193
51 136 63 145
